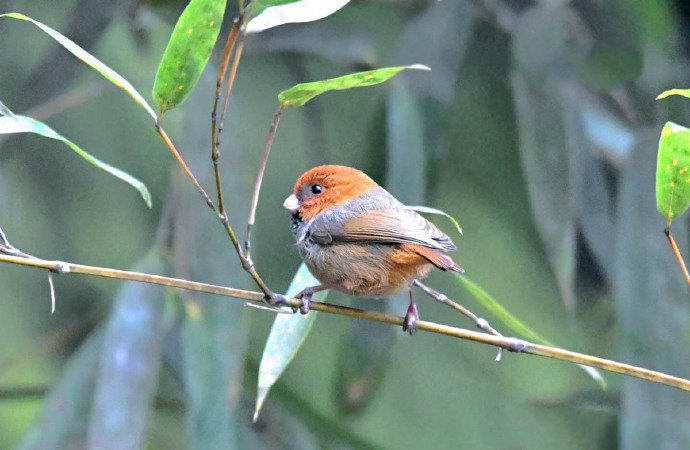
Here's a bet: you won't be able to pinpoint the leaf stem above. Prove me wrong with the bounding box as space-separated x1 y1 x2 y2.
246 106 284 256
664 227 690 285
3 252 690 393
155 123 216 211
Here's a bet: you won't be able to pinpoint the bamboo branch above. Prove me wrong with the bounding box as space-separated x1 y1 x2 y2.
217 23 246 142
202 13 280 299
2 252 690 393
211 17 241 214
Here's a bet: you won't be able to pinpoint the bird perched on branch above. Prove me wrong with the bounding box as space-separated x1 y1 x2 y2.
284 165 463 333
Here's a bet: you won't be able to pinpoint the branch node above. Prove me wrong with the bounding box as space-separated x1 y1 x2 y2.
53 261 71 274
505 338 528 353
267 292 289 306
476 317 489 331
241 256 254 271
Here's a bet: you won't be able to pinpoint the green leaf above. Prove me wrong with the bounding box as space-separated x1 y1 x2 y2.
407 205 463 236
87 249 174 449
656 122 690 225
278 64 430 107
246 0 351 34
656 88 690 100
0 102 152 207
616 130 690 448
254 263 327 421
152 0 227 114
455 274 606 389
0 13 157 120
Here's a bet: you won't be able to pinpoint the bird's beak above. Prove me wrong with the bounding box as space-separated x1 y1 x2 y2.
283 194 300 214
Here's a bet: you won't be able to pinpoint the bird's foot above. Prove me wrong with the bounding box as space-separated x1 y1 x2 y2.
294 288 313 315
402 302 419 335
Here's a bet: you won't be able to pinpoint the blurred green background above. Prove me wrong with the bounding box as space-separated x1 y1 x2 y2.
1 0 689 448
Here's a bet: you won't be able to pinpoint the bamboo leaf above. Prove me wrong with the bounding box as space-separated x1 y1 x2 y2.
253 263 327 421
456 274 606 388
86 249 175 449
247 0 350 33
407 205 463 236
655 122 690 225
278 65 430 108
0 102 152 207
0 13 157 120
152 0 227 114
656 88 690 100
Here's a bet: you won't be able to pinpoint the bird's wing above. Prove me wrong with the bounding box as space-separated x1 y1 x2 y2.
309 208 456 251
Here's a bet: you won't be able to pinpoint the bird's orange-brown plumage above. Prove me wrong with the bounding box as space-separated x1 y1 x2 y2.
292 165 379 221
285 164 463 332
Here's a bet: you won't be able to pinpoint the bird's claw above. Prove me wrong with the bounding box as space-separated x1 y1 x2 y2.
299 297 311 315
294 289 313 315
402 302 419 335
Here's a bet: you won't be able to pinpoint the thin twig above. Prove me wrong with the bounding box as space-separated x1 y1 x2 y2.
204 13 277 298
211 17 241 214
414 280 503 336
414 279 504 360
2 252 690 393
664 227 690 286
209 24 246 216
0 227 37 259
217 23 246 143
155 123 216 211
216 210 277 299
157 111 276 298
246 106 284 256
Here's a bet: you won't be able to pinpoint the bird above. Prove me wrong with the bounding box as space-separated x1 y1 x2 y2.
283 165 463 333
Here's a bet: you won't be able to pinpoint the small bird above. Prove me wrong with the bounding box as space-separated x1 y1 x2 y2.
283 165 463 333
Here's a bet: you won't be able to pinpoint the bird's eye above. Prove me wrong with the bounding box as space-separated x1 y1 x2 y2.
310 184 323 195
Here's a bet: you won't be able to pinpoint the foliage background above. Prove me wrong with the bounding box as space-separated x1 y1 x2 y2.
0 0 689 448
